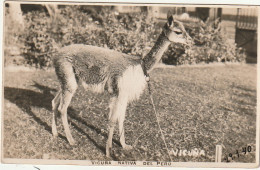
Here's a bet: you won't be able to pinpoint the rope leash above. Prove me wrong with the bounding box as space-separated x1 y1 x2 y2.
141 59 172 161
147 79 173 162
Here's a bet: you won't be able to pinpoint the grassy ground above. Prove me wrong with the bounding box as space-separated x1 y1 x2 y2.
3 64 257 162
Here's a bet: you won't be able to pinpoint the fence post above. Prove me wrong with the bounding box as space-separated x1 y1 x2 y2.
215 145 222 162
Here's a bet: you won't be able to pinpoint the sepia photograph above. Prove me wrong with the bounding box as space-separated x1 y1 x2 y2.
1 0 259 168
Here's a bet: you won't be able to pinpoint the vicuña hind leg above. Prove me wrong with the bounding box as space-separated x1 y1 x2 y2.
58 89 77 145
106 97 118 157
52 89 61 138
55 61 78 145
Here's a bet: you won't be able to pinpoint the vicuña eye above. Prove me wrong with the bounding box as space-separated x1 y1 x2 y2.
173 28 182 34
175 31 182 35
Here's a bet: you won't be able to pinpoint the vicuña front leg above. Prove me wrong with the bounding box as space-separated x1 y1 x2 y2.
106 96 129 157
106 119 116 157
118 111 133 150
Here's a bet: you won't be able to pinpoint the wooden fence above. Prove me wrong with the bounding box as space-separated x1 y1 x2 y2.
235 8 258 62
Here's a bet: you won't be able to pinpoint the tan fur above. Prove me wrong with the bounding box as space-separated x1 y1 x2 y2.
81 80 106 93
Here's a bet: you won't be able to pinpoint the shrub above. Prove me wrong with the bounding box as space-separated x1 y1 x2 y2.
9 6 246 68
20 6 158 68
22 11 56 68
56 6 158 56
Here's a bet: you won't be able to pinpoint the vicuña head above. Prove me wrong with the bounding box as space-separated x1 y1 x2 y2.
163 15 192 44
51 14 191 158
142 15 192 71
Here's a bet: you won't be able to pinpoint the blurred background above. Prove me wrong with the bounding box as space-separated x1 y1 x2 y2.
4 3 258 68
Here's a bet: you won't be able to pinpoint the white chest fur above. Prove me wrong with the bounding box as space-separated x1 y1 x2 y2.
118 65 147 102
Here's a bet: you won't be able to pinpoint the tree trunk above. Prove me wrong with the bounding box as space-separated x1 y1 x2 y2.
8 2 24 30
45 4 58 20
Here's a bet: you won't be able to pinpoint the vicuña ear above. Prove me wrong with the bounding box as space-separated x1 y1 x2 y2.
167 15 174 27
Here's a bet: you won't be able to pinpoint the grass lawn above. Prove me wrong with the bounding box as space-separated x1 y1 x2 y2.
3 64 257 162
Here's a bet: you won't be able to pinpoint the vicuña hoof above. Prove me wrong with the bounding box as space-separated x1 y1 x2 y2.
52 131 58 138
68 138 76 146
52 133 58 139
106 147 112 158
52 125 58 138
123 144 133 150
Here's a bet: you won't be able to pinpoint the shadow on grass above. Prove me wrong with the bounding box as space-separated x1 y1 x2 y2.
220 85 256 116
4 84 56 134
234 85 256 94
233 85 256 116
4 82 120 158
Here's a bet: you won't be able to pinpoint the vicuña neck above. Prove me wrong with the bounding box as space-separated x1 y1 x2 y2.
142 32 171 71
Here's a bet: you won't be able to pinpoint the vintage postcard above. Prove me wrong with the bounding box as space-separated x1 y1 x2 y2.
1 0 259 168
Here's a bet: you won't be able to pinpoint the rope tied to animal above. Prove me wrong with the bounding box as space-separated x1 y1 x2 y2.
141 59 173 162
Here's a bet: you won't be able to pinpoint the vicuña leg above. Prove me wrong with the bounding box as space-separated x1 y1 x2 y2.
106 95 128 157
52 89 61 138
55 61 78 145
118 111 133 150
58 89 77 145
108 97 117 119
106 97 118 157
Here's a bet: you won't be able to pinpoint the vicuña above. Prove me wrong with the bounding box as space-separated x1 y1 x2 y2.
52 14 192 157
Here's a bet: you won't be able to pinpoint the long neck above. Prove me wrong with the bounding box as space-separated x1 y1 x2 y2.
142 32 171 71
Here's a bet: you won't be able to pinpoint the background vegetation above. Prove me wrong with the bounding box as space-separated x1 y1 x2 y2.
5 5 246 68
